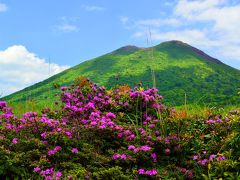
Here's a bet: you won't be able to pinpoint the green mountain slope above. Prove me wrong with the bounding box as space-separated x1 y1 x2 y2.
2 40 240 106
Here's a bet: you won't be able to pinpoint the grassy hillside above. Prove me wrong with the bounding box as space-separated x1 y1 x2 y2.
2 40 240 106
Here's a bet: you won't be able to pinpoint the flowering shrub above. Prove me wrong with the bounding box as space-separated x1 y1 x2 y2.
0 77 239 179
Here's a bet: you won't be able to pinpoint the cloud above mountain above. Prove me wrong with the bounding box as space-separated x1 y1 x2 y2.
123 0 240 68
0 45 70 96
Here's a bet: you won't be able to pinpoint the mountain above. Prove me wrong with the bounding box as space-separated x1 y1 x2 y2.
2 40 240 106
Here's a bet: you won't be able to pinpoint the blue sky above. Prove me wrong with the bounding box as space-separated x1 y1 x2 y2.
0 0 240 96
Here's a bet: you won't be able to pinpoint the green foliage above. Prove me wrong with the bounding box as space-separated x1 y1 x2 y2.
92 166 132 180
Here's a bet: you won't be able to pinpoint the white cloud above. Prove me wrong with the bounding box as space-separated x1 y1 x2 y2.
136 18 181 27
120 16 129 24
133 29 218 47
55 16 80 33
174 0 240 66
120 17 181 31
126 0 240 68
218 45 240 61
174 0 227 19
0 3 7 12
175 0 240 35
164 2 174 6
0 45 70 96
81 5 105 11
57 24 79 33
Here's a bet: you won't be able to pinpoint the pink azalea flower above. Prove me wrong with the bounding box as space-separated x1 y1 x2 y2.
54 146 62 152
34 166 41 172
145 169 158 176
128 145 135 150
193 155 199 160
209 154 216 161
12 138 18 144
151 153 157 162
48 150 56 156
138 168 145 174
71 148 79 153
217 155 225 161
41 132 47 138
165 148 171 154
56 171 62 179
140 145 151 151
120 154 127 160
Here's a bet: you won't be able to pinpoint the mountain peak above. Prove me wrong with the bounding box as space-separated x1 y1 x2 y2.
112 45 140 55
158 40 190 47
156 40 223 64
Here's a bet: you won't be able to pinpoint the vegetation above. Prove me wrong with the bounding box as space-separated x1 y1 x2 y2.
0 77 239 179
2 41 240 108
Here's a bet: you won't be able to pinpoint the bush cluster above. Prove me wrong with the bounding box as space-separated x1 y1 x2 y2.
0 77 239 179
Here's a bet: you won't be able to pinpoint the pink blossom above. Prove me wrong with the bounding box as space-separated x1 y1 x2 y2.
198 159 208 166
217 155 225 161
54 146 62 152
206 119 215 124
180 168 187 173
42 168 54 175
90 121 97 126
34 166 41 172
106 112 116 119
41 132 47 138
165 138 170 143
209 154 216 161
112 153 128 160
134 148 140 153
188 171 193 179
140 145 151 151
193 155 199 160
45 176 52 180
151 153 157 162
41 140 48 145
138 168 145 174
120 154 127 160
118 133 123 138
165 148 171 154
71 148 79 153
48 150 56 156
145 169 158 176
99 124 106 129
56 128 62 132
128 145 135 150
112 154 121 160
149 124 155 128
12 138 18 144
56 171 62 179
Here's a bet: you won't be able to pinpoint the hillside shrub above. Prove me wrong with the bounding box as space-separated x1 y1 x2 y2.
0 77 239 179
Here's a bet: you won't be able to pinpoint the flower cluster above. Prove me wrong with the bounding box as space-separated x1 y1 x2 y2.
193 151 226 166
206 116 228 124
0 77 237 179
137 168 158 176
112 153 131 160
127 145 152 152
34 167 62 180
47 146 62 156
